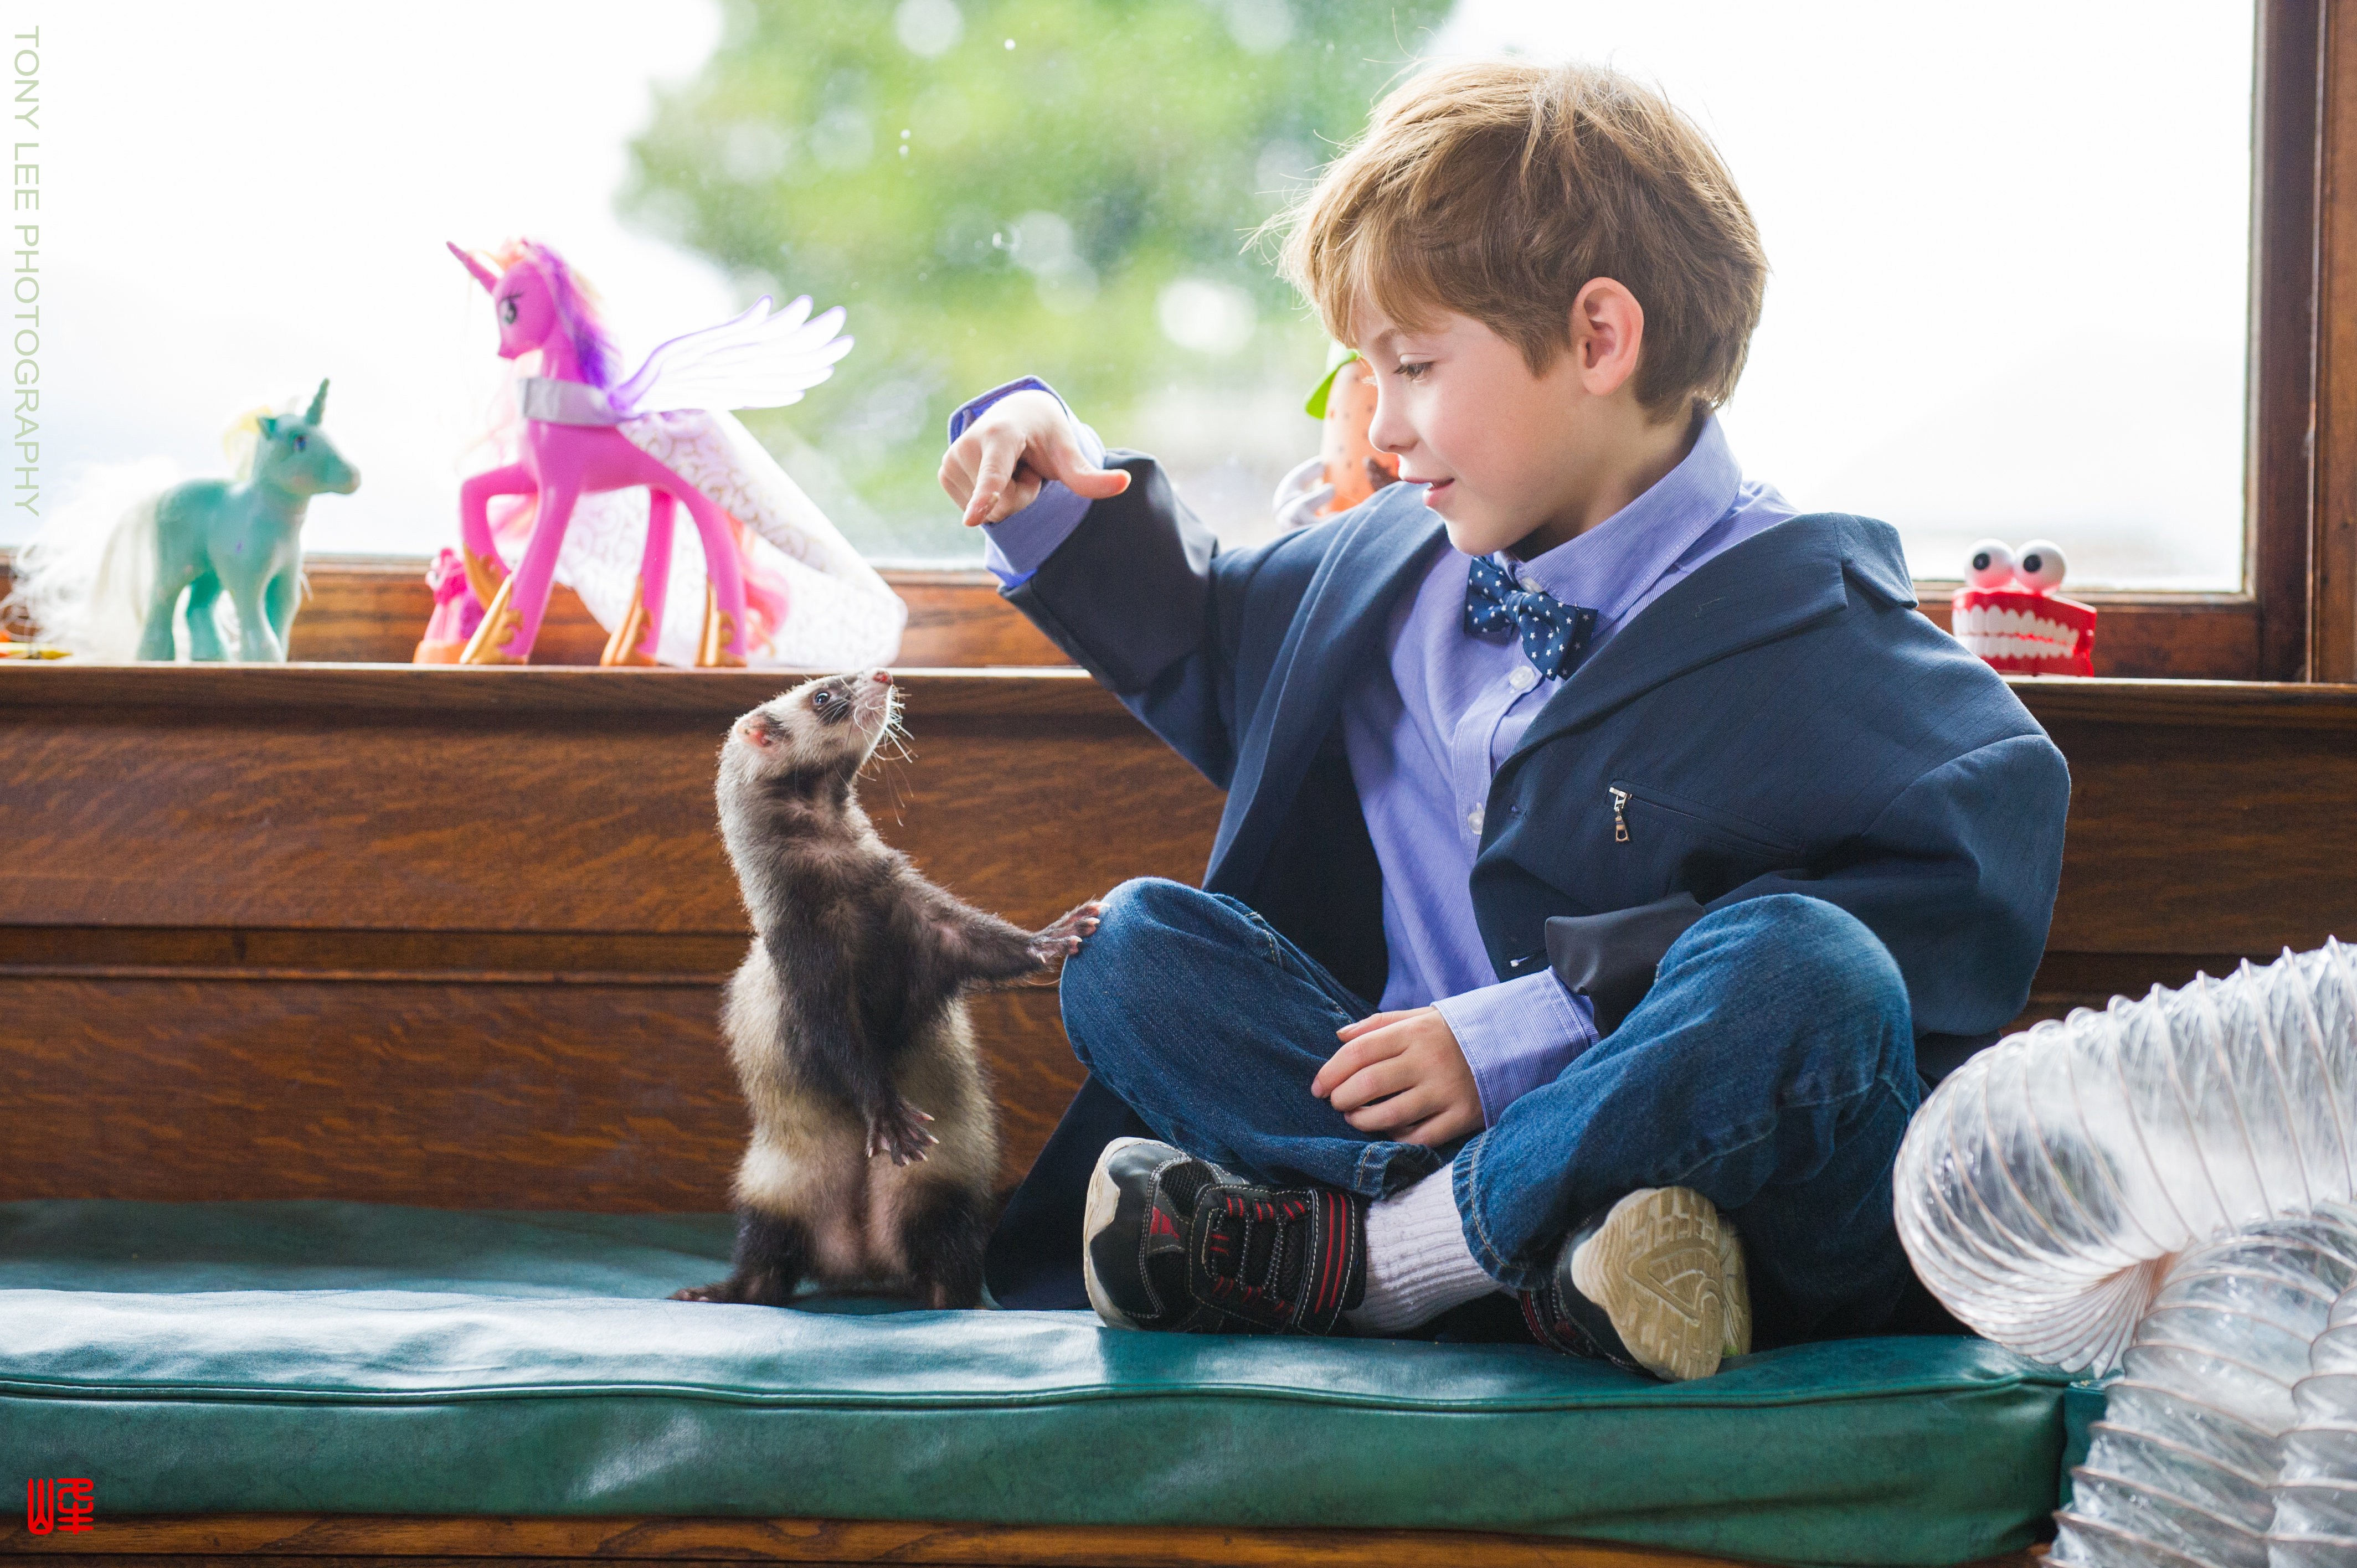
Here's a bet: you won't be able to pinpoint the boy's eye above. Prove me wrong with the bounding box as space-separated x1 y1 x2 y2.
1394 361 1431 381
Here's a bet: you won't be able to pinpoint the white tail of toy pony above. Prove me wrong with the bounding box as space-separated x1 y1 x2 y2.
4 458 180 661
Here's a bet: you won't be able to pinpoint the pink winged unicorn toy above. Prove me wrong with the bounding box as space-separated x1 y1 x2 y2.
441 238 903 668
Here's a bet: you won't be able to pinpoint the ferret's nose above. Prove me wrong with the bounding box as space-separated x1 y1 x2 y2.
872 669 892 686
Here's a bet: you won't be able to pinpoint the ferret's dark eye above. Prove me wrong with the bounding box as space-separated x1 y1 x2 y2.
810 690 832 711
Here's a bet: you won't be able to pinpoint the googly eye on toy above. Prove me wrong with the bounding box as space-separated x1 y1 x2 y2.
1950 538 2095 676
1962 539 2015 590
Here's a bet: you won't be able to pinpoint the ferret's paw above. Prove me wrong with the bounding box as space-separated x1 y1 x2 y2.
1029 900 1107 964
867 1097 939 1166
671 1281 729 1302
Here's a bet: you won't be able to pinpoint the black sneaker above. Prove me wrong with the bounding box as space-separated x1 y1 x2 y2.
1520 1186 1751 1381
1082 1137 1365 1335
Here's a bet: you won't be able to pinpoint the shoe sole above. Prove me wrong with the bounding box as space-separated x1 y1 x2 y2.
1081 1135 1156 1330
1569 1186 1751 1381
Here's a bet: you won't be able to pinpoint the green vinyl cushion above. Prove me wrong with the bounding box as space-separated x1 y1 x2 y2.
0 1200 2070 1567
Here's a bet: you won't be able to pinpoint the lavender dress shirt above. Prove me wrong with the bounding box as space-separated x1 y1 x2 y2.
950 379 1797 1123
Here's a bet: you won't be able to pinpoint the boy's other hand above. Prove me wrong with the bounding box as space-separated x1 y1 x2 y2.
939 388 1130 528
1313 1008 1482 1147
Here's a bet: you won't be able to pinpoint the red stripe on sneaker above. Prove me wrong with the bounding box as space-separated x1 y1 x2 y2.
1315 1192 1342 1314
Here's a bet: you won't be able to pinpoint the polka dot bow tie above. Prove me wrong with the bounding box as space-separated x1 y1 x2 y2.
1462 555 1599 680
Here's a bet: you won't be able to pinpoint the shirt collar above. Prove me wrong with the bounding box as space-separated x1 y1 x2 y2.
1495 412 1745 621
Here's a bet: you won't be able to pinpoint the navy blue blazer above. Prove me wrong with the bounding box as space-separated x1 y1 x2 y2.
1007 452 2071 1081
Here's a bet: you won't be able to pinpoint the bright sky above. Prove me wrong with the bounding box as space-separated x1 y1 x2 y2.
23 0 732 558
1434 0 2255 589
22 0 2254 588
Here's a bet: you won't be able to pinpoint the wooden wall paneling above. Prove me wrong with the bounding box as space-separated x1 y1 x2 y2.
7 670 2357 1210
0 668 1214 1208
0 973 1078 1208
0 669 1216 935
2019 681 2357 956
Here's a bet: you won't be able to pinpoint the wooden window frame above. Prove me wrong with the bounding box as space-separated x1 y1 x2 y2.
1908 0 2339 682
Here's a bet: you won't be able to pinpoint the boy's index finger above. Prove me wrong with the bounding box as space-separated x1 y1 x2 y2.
959 437 1020 528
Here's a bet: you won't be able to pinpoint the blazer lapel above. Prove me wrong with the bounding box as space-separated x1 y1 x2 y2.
1502 513 1873 773
1205 488 1448 890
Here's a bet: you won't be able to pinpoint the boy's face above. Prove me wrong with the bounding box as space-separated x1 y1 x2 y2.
1354 292 1682 560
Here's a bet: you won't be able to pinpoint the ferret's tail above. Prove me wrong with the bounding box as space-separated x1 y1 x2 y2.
4 459 179 660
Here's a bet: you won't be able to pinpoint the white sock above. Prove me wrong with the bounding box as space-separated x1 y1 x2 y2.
1345 1167 1499 1334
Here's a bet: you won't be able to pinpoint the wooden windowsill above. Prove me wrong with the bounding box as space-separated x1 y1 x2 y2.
0 554 1072 669
0 552 2283 677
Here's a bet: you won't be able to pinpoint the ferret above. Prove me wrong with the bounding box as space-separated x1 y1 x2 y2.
673 669 1102 1310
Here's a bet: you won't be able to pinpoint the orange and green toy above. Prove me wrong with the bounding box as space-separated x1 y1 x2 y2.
1301 345 1401 517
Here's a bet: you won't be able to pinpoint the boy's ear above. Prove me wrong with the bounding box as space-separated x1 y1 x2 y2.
1570 278 1646 396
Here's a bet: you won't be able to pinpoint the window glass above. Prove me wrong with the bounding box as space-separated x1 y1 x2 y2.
1437 1 2256 591
21 1 2252 591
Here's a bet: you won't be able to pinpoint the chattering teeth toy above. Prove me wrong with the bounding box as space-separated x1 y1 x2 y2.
1949 538 2096 676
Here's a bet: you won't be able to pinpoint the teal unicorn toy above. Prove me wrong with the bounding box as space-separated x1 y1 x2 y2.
6 380 361 661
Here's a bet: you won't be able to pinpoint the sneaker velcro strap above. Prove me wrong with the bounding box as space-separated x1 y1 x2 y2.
1187 1185 1362 1335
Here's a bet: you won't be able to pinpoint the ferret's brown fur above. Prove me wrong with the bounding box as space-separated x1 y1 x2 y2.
673 670 1098 1309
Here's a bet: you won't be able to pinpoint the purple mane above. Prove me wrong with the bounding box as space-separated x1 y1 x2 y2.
496 237 619 389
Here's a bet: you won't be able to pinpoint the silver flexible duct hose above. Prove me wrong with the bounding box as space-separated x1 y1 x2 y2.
2050 1211 2357 1567
2272 1277 2357 1564
1896 942 2357 1374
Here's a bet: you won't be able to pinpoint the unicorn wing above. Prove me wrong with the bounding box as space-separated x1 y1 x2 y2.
608 295 854 418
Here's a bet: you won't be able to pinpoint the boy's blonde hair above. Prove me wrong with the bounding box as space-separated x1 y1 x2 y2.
1280 60 1767 418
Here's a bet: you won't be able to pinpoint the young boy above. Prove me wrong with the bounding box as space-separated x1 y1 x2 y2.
937 60 2067 1380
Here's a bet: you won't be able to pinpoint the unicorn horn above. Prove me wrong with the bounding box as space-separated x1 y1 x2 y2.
447 241 499 293
306 379 329 425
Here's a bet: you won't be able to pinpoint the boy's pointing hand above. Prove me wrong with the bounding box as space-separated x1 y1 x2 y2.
939 388 1130 528
1313 1007 1483 1148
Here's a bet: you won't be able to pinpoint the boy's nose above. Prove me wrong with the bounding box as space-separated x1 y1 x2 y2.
1365 383 1411 456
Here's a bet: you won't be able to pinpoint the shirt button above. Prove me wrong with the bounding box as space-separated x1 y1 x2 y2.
1466 806 1485 833
1509 665 1537 692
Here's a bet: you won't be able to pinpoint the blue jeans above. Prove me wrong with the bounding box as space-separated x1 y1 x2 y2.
1057 878 1923 1347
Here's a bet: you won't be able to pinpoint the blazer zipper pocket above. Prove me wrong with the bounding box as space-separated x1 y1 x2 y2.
1608 780 1803 859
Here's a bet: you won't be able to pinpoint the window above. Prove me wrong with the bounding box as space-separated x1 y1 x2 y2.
9 1 2345 676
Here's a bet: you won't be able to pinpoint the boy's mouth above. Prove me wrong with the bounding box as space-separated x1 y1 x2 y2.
1397 462 1449 493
